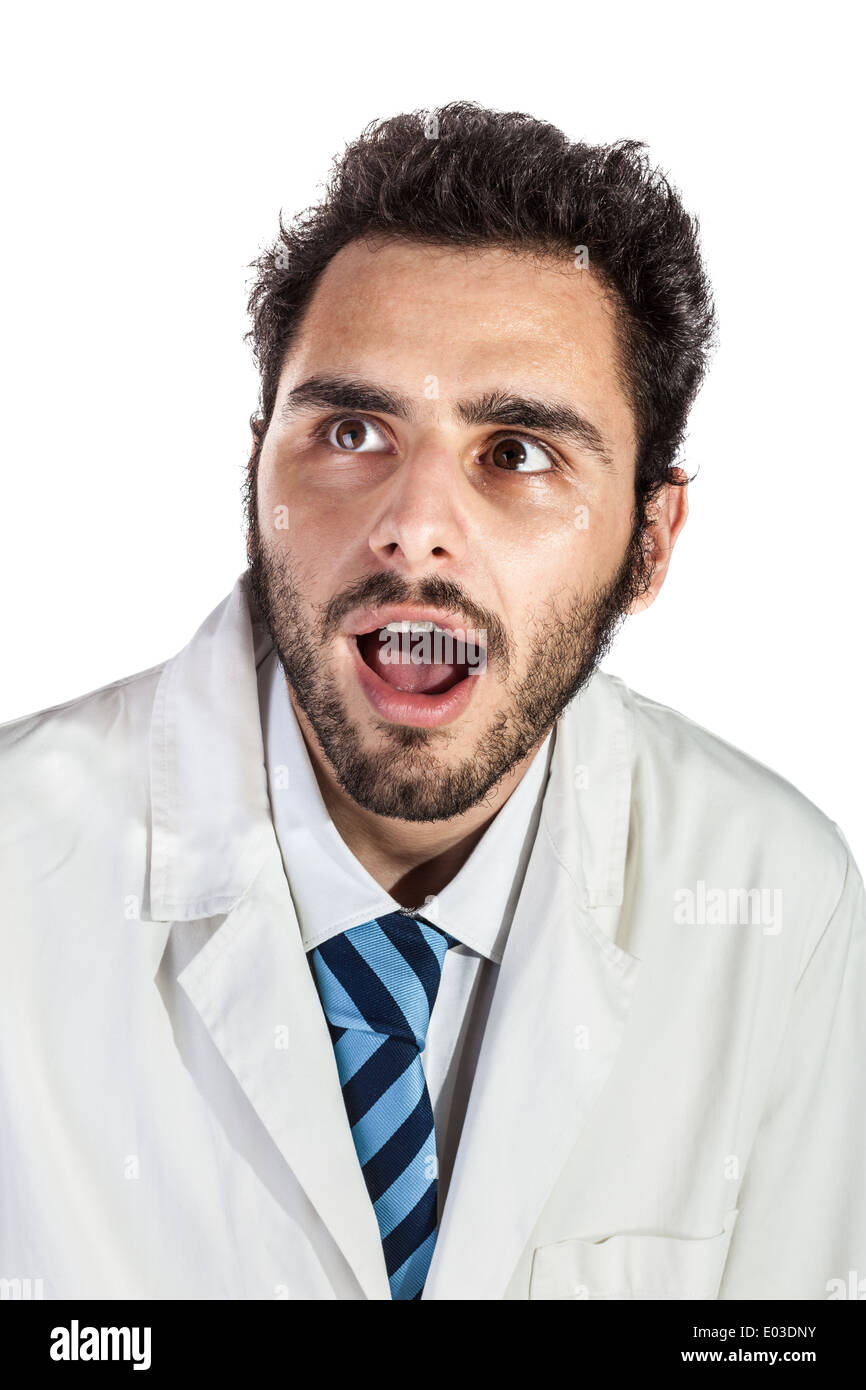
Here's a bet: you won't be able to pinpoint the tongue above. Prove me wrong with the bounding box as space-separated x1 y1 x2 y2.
361 631 462 695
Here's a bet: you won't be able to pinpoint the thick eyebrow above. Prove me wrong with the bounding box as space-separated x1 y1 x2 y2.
280 375 417 423
454 390 614 470
280 375 614 469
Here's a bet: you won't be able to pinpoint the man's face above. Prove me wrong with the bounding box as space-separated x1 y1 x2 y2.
248 238 647 821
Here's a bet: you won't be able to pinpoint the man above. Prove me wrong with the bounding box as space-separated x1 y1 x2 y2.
1 102 863 1302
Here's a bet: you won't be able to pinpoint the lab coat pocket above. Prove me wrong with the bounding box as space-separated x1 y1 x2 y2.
529 1209 739 1300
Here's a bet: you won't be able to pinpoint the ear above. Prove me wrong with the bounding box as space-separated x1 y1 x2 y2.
248 415 265 469
626 469 689 615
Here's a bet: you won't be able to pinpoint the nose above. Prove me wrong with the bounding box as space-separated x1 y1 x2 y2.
367 432 469 572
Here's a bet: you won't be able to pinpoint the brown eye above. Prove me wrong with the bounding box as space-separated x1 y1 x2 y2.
489 435 553 473
325 417 390 453
333 419 367 449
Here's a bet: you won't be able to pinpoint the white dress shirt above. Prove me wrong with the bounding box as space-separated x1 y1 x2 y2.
257 645 555 1210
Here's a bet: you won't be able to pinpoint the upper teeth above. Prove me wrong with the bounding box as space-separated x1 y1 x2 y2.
382 620 446 634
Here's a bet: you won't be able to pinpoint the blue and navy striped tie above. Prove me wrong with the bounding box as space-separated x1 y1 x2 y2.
310 911 459 1300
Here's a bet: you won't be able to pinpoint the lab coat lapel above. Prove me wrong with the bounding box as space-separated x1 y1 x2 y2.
174 851 392 1300
422 671 642 1300
147 575 391 1300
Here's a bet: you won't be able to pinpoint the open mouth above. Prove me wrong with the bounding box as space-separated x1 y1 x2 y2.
355 621 485 695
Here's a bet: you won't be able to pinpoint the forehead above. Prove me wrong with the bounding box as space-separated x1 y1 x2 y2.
280 237 636 454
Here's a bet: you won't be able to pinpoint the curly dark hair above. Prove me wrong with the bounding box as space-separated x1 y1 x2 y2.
244 100 715 527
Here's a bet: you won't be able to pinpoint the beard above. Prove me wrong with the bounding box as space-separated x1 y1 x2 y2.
245 475 651 823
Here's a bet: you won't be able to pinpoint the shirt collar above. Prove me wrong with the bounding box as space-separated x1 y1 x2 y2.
259 646 554 962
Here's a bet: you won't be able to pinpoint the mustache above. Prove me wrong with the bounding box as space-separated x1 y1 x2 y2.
320 571 512 671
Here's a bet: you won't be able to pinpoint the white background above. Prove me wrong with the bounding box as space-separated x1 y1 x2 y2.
1 1 863 866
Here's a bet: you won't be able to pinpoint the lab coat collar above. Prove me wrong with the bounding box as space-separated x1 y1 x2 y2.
542 658 633 912
148 574 275 922
148 572 633 923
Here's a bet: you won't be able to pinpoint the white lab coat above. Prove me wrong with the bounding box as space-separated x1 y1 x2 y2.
1 574 863 1300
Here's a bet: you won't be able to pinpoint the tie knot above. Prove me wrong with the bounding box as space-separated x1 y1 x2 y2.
312 911 458 1051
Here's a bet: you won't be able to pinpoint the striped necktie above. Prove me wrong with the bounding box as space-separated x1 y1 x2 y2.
310 911 458 1300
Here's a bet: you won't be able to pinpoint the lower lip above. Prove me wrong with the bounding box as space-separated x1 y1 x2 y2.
345 635 482 728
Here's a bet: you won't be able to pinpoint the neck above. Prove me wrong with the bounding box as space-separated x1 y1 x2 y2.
288 687 543 908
